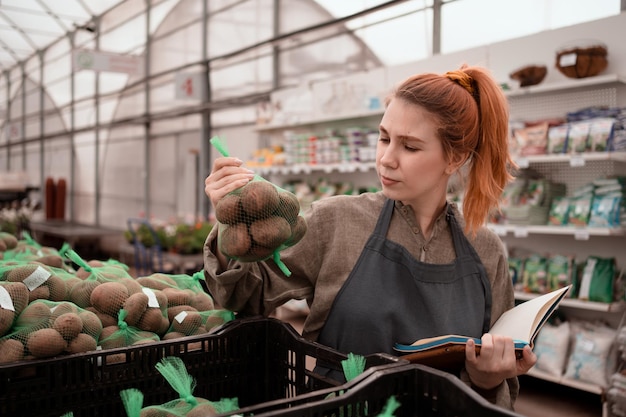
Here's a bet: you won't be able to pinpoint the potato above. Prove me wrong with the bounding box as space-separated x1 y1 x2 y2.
238 244 274 262
15 301 51 328
219 223 251 258
53 313 83 341
137 308 169 335
0 282 29 315
187 402 218 417
69 280 100 308
86 307 117 328
215 193 243 224
162 331 186 340
50 301 78 320
285 215 307 247
171 310 203 335
123 292 149 327
190 292 214 312
239 180 280 219
0 309 15 336
162 288 194 307
249 216 291 249
66 333 98 354
27 285 50 303
0 232 18 250
167 305 197 322
90 281 130 316
79 310 103 339
120 277 143 295
0 338 24 363
27 328 67 358
274 191 300 224
46 275 67 302
34 255 65 269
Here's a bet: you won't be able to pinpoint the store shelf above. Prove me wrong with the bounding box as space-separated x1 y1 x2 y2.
514 151 626 168
254 161 376 176
254 108 384 132
526 367 604 395
504 73 626 98
489 224 626 239
514 291 626 313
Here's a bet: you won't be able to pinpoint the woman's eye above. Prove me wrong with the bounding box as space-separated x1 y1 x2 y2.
378 137 390 143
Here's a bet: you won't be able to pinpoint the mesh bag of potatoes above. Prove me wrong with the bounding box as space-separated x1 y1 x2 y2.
0 299 103 363
136 271 216 312
0 231 19 253
2 231 67 268
120 356 240 417
211 136 307 277
0 281 30 338
164 308 235 340
0 260 69 303
60 249 142 315
98 308 161 351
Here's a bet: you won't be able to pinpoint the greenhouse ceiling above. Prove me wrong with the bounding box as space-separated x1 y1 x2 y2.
0 0 622 73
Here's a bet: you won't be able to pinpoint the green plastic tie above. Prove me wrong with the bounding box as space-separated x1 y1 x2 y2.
272 250 292 277
155 357 198 407
377 396 401 417
210 136 230 157
120 388 144 417
64 248 91 271
341 353 366 382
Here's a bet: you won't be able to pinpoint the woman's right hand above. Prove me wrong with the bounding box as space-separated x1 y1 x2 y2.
205 157 255 209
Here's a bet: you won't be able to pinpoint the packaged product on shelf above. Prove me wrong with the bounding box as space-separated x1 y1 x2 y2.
588 117 616 152
578 256 616 303
564 320 617 388
533 320 571 377
513 122 549 156
588 192 623 227
567 193 593 227
546 254 575 291
548 196 571 225
566 120 592 153
547 124 570 154
522 254 549 293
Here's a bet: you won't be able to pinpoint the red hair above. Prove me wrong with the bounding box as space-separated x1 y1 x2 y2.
389 65 516 235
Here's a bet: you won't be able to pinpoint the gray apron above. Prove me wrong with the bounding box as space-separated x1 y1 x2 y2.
315 199 492 380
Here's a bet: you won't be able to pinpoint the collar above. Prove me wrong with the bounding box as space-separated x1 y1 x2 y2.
394 200 459 237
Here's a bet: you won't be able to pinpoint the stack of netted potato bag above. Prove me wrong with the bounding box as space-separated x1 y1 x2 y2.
0 232 234 364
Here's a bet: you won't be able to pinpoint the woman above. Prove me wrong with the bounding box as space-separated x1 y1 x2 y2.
203 65 536 410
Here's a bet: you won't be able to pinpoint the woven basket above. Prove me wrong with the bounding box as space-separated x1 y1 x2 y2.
509 65 548 87
555 43 608 79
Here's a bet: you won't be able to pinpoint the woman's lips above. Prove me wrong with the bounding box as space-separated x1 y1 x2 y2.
380 175 399 186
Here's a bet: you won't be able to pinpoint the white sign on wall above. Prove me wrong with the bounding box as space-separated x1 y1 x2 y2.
174 72 206 100
73 49 144 75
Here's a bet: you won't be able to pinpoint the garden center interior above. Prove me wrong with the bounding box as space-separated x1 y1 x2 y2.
1 1 626 416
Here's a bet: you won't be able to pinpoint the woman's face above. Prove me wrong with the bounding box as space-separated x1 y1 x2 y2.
376 98 453 208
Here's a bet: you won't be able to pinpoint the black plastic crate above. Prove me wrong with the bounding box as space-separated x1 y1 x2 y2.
216 363 525 417
0 317 404 417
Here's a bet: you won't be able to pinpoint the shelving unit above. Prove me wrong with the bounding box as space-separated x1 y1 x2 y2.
502 75 626 414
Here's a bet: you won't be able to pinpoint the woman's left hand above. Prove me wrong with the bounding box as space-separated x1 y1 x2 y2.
464 333 537 390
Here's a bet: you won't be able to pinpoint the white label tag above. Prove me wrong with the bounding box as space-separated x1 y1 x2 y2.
23 266 51 291
559 52 577 67
175 311 188 323
513 227 529 238
574 229 590 241
0 286 15 311
570 155 585 167
142 287 160 308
